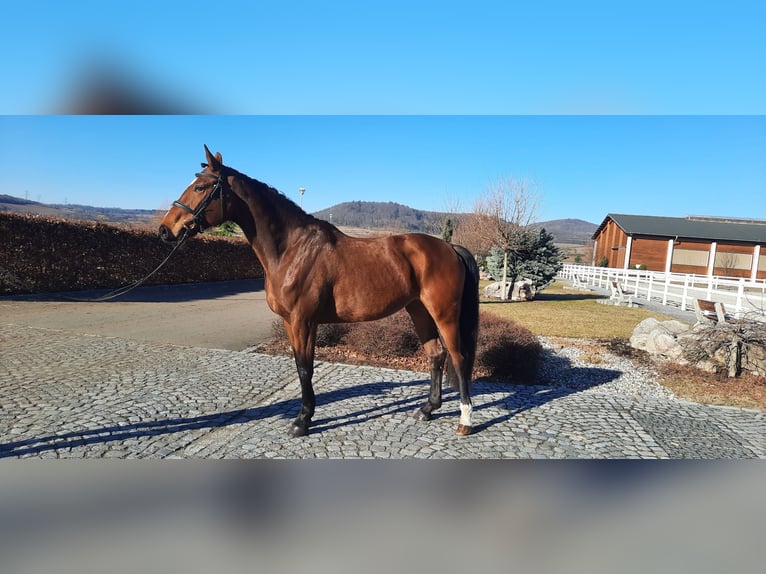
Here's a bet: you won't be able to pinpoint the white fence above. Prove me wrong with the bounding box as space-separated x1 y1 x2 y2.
560 264 766 319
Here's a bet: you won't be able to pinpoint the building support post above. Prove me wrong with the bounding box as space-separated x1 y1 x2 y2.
707 242 717 276
665 239 674 274
624 236 633 269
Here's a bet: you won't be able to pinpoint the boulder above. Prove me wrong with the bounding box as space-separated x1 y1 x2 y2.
743 342 766 377
483 282 508 299
663 320 692 336
512 279 537 301
482 279 537 301
631 316 766 377
630 318 692 354
648 330 681 356
629 318 663 351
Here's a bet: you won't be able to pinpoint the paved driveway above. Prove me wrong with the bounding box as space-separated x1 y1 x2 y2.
1 281 763 458
1 279 274 351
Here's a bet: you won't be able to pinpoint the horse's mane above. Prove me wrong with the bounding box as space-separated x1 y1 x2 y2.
228 166 335 232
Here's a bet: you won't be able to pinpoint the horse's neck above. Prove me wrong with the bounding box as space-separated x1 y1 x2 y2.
230 176 303 272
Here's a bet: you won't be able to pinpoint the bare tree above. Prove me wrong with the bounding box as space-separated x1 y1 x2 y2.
455 178 540 299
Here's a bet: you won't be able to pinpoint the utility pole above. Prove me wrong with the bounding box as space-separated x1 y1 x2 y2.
299 187 306 209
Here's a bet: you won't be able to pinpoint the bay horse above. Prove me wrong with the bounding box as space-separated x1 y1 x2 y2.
159 145 479 437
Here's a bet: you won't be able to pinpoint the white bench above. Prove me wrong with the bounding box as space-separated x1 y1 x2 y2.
694 299 734 324
572 274 590 290
609 280 635 307
564 274 591 291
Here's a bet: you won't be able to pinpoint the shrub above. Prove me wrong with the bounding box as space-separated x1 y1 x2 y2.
0 212 263 294
269 309 543 383
269 321 351 349
316 323 352 347
476 311 542 382
346 311 422 357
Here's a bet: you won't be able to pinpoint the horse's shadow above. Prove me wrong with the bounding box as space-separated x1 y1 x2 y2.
4 278 266 304
0 350 621 458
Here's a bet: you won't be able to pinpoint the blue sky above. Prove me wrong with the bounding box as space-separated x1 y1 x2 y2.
0 1 764 224
2 115 763 223
1 1 764 114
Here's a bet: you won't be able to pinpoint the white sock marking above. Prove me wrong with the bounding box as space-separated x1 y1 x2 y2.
459 403 472 427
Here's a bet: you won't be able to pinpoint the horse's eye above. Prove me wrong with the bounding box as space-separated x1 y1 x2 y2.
194 185 205 192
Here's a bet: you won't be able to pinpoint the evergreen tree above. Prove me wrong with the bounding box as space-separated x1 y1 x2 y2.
485 246 505 282
486 228 562 291
517 228 563 289
441 217 454 243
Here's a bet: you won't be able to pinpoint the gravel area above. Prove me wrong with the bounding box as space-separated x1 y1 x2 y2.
536 337 676 401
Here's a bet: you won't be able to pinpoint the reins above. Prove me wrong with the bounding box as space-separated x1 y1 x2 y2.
56 231 189 302
60 166 224 303
11 165 224 303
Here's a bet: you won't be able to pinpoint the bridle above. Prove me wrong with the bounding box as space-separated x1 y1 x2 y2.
172 163 225 232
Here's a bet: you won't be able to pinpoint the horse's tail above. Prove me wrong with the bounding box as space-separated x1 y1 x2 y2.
446 244 480 391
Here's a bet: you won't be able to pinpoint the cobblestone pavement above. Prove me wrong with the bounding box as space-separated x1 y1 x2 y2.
1 322 763 459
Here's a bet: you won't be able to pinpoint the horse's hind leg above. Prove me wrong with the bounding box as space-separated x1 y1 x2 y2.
433 321 473 436
406 302 446 421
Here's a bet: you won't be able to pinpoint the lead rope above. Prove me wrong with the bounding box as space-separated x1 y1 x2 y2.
11 166 221 303
57 233 188 302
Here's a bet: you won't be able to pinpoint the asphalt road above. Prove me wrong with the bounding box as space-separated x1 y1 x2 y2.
0 279 276 351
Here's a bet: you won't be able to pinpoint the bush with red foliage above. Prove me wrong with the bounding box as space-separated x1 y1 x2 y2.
268 309 542 383
476 311 542 382
345 311 422 358
0 212 263 294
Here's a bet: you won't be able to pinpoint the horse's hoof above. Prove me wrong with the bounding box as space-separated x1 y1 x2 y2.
290 423 309 437
455 424 472 436
415 408 432 422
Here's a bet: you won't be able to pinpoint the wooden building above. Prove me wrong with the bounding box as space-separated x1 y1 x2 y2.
592 214 766 280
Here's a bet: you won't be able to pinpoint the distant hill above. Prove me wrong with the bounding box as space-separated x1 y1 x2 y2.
312 201 446 233
313 201 597 244
1 194 598 244
0 194 157 227
530 218 597 244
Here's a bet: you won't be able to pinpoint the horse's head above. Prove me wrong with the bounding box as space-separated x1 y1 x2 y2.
158 145 228 244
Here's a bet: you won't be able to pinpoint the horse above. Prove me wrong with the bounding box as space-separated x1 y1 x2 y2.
159 145 479 437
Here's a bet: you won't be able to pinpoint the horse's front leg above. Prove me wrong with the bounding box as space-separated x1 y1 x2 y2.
284 319 317 437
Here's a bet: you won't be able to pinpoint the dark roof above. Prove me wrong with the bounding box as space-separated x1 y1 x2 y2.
593 214 766 244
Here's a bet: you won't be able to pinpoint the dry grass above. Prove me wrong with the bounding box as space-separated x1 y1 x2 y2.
479 280 671 339
655 363 766 411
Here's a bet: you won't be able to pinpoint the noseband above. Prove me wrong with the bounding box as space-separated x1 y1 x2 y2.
173 164 225 231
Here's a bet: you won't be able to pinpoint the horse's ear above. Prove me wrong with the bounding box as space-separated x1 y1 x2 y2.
203 144 223 171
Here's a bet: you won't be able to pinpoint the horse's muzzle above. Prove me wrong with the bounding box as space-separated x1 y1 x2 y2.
158 224 182 244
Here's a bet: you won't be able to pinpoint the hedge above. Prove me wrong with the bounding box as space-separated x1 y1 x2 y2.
0 212 264 294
